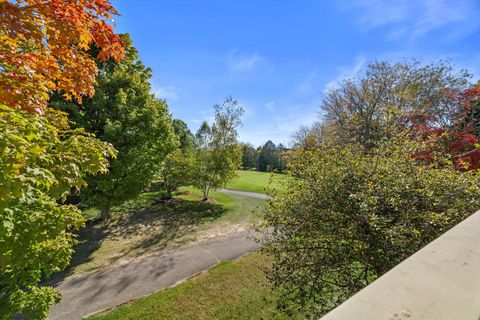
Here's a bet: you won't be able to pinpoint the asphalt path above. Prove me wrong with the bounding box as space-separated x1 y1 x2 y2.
48 189 265 319
218 188 269 199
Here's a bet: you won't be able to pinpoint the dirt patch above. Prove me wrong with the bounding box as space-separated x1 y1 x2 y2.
154 198 185 205
195 223 249 242
174 190 192 196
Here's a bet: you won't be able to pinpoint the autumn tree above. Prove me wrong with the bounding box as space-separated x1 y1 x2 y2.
0 1 124 318
192 97 244 200
0 0 124 112
51 35 175 219
455 84 480 138
409 84 480 171
321 61 470 150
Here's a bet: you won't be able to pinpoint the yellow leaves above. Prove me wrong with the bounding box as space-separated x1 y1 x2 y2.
78 33 92 50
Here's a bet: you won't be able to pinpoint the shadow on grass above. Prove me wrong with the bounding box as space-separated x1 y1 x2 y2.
46 192 228 285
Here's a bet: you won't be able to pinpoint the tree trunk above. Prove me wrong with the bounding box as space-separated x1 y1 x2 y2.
100 206 111 221
202 186 209 201
165 188 172 199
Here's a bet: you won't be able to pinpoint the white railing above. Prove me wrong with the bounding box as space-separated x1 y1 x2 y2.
321 210 480 320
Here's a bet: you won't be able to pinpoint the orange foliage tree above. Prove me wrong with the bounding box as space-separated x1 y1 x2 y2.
0 1 125 318
0 0 125 112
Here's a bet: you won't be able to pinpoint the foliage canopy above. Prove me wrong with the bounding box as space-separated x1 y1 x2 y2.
0 106 115 319
52 35 175 218
192 97 244 200
0 0 125 112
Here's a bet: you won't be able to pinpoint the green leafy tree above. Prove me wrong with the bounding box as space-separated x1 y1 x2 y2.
172 119 196 151
257 140 284 172
241 143 257 169
258 136 480 317
0 106 116 319
161 149 194 199
52 35 175 219
192 97 244 200
275 143 288 172
161 119 195 199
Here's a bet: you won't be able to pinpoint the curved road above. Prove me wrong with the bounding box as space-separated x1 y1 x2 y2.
48 190 265 320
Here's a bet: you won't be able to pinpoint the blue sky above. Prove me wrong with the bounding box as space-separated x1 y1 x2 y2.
113 0 480 147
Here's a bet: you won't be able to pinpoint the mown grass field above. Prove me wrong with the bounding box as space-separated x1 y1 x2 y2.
225 170 289 194
50 186 265 280
88 253 299 320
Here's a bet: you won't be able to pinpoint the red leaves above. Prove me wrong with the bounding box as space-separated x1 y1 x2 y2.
0 0 125 113
410 84 480 171
458 86 480 111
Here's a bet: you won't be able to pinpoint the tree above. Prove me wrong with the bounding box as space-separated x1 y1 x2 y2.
275 143 288 172
172 119 196 151
161 150 194 199
241 143 257 169
257 140 279 172
290 122 337 150
161 119 195 199
406 83 480 171
1 1 124 318
258 137 480 317
51 35 175 219
0 0 124 112
0 107 116 319
320 61 470 150
192 97 244 200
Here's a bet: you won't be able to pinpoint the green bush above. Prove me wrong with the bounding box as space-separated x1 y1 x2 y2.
259 137 480 318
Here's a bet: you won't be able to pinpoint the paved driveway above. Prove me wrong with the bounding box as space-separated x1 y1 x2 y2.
48 231 260 319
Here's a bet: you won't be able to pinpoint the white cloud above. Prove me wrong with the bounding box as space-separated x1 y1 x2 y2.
227 51 265 73
340 0 480 41
154 86 180 102
324 56 366 92
264 101 275 111
295 70 319 95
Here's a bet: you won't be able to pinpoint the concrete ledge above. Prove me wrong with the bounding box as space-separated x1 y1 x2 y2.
321 210 480 320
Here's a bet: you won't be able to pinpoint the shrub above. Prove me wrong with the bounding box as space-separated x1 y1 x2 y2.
259 136 480 317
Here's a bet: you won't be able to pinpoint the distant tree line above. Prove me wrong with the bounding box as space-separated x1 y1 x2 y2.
240 141 288 172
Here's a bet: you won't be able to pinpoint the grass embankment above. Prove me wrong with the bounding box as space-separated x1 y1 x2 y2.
52 186 265 279
225 170 289 194
89 253 296 320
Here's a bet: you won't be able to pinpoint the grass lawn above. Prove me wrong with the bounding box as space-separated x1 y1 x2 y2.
225 170 289 194
49 186 265 280
88 253 298 320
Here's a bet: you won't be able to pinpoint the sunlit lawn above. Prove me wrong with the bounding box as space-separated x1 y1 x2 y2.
225 170 289 194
